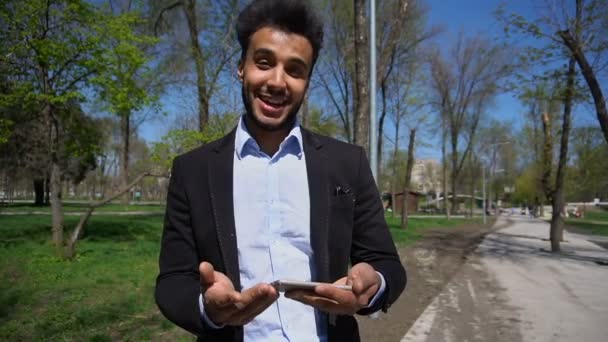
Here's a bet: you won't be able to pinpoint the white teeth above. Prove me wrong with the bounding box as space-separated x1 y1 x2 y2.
260 96 285 105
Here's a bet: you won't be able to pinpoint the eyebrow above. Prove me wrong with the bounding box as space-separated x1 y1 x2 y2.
253 48 309 71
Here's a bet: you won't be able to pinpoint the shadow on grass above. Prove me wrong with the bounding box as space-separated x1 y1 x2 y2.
0 215 163 246
0 202 49 208
82 215 163 242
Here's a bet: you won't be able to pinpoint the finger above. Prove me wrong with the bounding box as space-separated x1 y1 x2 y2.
205 291 242 325
206 288 241 308
314 284 357 306
199 262 215 288
333 277 348 286
349 263 378 294
287 292 354 315
226 285 278 325
230 291 278 325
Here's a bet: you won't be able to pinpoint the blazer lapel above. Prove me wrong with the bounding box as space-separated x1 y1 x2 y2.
208 129 241 290
302 128 330 283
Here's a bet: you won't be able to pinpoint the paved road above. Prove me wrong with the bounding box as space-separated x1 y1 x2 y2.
402 215 608 342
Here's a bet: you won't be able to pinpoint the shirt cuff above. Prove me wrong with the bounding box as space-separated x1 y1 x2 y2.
365 271 386 309
199 293 225 329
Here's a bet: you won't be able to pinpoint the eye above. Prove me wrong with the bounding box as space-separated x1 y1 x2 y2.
255 59 272 70
286 65 306 79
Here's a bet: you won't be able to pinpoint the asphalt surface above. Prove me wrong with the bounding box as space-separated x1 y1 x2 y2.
402 215 608 342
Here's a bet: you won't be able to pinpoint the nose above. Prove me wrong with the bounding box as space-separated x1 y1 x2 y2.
267 66 287 91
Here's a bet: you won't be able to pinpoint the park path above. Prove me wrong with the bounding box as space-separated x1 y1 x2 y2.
402 215 608 342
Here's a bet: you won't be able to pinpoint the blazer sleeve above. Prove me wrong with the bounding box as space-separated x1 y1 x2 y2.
350 147 407 314
155 157 236 339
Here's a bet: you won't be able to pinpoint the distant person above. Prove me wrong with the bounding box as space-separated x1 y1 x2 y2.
154 0 406 341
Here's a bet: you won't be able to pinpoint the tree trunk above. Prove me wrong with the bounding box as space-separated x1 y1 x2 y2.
391 113 400 219
469 155 475 217
558 30 608 145
390 183 396 218
47 104 64 252
50 162 64 250
549 0 581 251
353 0 369 153
442 123 450 218
378 80 388 181
401 129 416 229
44 176 50 205
550 57 576 251
120 112 130 205
450 134 458 215
183 0 209 132
64 172 166 259
34 178 44 206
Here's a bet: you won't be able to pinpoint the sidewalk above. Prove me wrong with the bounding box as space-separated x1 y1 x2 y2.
401 215 608 342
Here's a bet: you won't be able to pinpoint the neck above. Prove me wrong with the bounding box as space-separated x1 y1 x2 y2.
244 116 292 156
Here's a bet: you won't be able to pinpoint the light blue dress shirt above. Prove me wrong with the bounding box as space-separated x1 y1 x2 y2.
199 117 385 341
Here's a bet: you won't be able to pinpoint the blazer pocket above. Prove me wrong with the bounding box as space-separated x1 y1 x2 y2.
329 193 355 209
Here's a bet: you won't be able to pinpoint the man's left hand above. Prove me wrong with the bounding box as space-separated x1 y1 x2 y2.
284 262 380 315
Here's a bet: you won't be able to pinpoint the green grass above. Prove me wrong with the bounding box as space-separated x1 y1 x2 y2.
0 210 481 340
565 210 608 236
385 215 477 246
584 210 608 222
0 214 192 341
0 202 164 213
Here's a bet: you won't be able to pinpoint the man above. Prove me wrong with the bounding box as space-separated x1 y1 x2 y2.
155 0 406 340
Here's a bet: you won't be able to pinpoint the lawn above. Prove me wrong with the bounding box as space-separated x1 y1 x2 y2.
565 209 608 236
385 214 479 246
0 214 191 341
0 202 164 213
0 211 478 340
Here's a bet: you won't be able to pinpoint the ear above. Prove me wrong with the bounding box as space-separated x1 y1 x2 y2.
237 60 244 81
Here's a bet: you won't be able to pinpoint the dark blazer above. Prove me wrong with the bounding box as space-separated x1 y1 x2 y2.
155 127 406 341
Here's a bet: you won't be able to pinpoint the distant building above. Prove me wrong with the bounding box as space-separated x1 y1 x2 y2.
410 159 442 194
383 191 422 214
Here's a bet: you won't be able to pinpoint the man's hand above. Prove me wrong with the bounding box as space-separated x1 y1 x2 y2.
199 262 279 326
284 262 381 315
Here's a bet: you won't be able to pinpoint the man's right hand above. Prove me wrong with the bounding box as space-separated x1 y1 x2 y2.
199 262 279 326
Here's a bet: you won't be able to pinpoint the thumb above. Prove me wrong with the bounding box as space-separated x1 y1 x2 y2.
347 269 363 293
199 262 215 288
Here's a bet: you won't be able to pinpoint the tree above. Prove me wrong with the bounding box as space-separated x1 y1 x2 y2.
353 0 369 152
153 0 241 132
375 0 438 178
0 0 157 255
556 0 608 144
302 107 340 138
400 128 416 229
93 2 159 204
499 0 587 251
315 0 355 142
429 35 510 215
567 126 608 201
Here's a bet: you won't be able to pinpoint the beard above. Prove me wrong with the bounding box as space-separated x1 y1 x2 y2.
242 84 301 132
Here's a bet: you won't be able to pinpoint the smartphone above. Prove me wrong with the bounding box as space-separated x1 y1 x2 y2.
270 280 352 292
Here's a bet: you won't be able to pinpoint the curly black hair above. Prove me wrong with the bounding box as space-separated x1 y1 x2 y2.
236 0 324 69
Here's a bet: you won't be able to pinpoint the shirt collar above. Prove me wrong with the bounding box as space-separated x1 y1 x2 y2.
235 116 304 159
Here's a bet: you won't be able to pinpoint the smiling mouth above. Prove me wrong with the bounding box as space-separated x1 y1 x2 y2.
258 95 287 114
259 95 287 106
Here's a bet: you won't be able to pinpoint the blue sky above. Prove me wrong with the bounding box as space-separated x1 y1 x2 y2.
138 0 602 160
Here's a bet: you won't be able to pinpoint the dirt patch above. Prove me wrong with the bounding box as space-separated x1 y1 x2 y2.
358 217 507 342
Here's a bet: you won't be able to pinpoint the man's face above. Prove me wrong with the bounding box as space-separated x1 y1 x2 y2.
238 26 313 132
